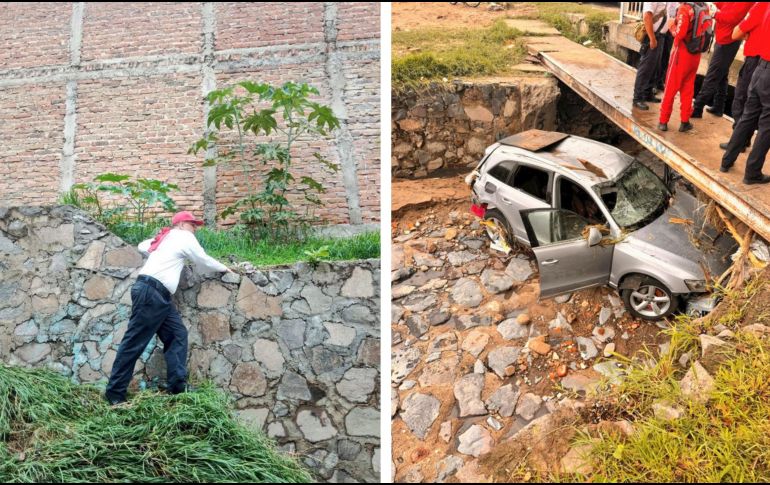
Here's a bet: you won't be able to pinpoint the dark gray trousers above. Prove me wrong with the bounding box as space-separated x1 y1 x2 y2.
105 275 188 401
693 40 742 112
732 55 761 125
722 59 770 179
634 33 664 102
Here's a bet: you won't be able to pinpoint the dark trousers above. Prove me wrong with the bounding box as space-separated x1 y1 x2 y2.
722 59 770 179
634 33 664 102
732 55 761 126
694 40 742 113
105 275 188 401
654 32 674 90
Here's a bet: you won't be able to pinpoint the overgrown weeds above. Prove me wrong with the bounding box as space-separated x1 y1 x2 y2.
0 366 311 483
532 2 613 48
392 19 526 86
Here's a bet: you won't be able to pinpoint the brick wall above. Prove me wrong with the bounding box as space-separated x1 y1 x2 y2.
0 2 380 227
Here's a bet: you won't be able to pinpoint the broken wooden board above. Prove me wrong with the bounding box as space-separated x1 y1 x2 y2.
499 129 569 152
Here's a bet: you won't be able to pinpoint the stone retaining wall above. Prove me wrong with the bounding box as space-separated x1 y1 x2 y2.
392 78 560 178
0 205 381 483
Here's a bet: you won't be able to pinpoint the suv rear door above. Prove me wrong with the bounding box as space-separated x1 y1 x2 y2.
520 208 614 298
497 162 552 242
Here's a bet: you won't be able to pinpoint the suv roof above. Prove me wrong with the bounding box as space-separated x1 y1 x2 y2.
492 130 633 185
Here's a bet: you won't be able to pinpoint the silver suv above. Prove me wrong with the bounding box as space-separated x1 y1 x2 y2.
466 130 737 321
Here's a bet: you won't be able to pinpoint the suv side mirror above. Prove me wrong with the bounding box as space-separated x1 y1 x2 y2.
587 227 602 247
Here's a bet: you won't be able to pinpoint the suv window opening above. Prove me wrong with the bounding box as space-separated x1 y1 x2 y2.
557 176 607 227
512 164 551 204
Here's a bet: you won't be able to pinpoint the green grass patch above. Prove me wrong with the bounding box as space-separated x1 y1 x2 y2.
198 227 381 267
0 365 311 483
561 275 770 482
392 18 526 85
531 2 614 47
103 219 379 268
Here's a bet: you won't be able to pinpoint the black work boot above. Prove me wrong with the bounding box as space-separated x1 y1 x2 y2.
706 105 724 117
691 105 703 118
169 383 198 395
743 175 770 185
633 100 649 110
105 393 127 406
658 122 668 132
679 121 694 132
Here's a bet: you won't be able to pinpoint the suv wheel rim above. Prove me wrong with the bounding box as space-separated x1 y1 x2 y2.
630 285 671 318
484 217 508 246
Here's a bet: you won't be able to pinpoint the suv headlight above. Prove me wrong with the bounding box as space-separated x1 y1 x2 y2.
685 279 707 292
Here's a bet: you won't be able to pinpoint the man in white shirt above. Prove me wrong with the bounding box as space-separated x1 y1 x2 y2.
633 2 670 110
105 211 231 405
652 2 680 92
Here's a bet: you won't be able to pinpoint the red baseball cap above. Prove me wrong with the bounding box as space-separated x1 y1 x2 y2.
172 211 204 226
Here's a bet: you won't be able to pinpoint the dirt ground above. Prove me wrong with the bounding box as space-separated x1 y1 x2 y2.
392 2 618 32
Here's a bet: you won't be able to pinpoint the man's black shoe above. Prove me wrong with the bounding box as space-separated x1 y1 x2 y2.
719 164 732 173
633 100 649 110
169 384 198 395
647 96 662 103
658 122 668 132
691 106 703 118
105 394 126 406
719 141 748 152
706 106 724 117
679 121 694 132
743 175 770 185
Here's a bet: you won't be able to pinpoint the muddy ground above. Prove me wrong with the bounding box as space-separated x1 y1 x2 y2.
390 173 672 483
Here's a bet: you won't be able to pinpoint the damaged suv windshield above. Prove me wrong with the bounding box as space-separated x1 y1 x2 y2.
593 161 669 231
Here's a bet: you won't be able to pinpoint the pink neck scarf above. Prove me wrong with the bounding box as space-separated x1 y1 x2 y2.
148 227 172 253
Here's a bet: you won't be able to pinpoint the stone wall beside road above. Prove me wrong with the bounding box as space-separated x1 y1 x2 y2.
0 205 381 483
392 78 560 178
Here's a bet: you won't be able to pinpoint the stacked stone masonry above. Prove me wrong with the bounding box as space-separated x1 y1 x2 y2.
0 2 380 227
392 78 560 178
0 205 381 483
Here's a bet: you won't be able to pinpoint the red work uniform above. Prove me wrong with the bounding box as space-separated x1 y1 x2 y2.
713 2 754 45
659 3 703 125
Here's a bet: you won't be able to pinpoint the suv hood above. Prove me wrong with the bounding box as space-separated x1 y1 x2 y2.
623 191 737 279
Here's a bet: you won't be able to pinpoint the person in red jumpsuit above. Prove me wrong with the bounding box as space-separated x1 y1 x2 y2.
658 2 704 133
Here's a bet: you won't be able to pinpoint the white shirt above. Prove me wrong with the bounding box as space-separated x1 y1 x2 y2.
137 228 228 294
660 2 679 34
643 2 669 32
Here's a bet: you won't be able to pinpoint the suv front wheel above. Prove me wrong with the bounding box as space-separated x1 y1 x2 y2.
621 275 679 321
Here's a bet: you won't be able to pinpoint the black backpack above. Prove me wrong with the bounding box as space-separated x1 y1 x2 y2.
684 2 714 54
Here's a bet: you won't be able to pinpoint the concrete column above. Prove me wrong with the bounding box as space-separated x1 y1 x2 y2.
201 2 218 227
59 3 84 193
323 2 363 225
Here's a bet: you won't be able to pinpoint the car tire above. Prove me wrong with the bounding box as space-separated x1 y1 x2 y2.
621 275 679 321
482 209 514 249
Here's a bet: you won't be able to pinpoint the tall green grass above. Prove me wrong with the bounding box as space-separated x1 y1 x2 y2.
560 277 770 482
392 19 526 85
93 218 380 267
0 366 311 483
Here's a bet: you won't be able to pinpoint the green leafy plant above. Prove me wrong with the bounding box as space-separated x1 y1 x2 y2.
89 173 178 226
63 173 178 227
302 245 331 266
189 81 341 240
